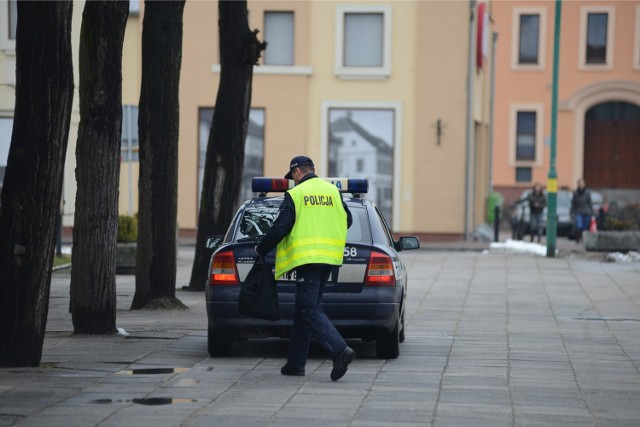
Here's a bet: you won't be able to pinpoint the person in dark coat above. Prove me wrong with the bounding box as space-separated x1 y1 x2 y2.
527 182 546 243
570 178 593 243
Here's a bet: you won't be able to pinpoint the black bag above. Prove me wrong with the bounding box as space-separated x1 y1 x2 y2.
238 258 280 321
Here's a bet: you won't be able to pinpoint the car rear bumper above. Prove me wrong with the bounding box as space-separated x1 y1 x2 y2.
206 297 401 339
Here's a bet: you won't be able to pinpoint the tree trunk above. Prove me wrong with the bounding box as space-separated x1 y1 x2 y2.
131 0 186 309
70 1 129 334
186 0 265 291
0 2 74 367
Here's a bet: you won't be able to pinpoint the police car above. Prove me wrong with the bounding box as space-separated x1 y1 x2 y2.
205 177 420 359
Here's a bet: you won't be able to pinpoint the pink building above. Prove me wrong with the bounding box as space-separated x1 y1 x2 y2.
492 0 640 208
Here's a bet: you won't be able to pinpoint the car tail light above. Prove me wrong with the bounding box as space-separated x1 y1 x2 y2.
210 250 239 285
365 251 396 286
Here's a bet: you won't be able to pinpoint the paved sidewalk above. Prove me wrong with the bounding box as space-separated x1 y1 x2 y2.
1 247 639 426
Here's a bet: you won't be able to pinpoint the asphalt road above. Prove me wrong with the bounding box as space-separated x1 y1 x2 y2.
1 246 639 426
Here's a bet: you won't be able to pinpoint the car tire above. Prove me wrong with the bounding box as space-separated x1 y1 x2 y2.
208 325 233 357
399 311 406 344
376 319 400 359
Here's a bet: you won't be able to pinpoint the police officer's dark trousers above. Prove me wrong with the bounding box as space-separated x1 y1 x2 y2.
288 264 347 369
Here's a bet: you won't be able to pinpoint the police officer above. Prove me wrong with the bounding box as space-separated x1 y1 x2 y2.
256 155 355 381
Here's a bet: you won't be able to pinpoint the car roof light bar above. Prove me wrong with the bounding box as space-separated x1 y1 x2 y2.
252 177 368 195
251 178 294 194
326 178 368 194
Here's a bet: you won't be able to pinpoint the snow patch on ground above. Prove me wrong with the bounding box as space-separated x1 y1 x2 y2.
606 251 640 263
489 240 640 262
489 239 551 257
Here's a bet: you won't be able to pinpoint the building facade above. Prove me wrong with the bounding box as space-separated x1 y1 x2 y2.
1 0 494 241
171 0 494 239
492 0 640 207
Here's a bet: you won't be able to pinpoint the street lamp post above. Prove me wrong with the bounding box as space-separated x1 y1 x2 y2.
546 0 562 257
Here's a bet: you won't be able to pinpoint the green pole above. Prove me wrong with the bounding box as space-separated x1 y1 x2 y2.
547 0 562 257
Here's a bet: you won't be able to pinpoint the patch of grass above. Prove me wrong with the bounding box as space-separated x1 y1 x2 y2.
118 214 138 242
53 254 71 267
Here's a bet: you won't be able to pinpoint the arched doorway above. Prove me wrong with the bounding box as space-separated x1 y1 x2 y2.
583 101 640 188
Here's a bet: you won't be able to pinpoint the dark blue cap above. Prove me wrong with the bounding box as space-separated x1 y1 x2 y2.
284 155 314 179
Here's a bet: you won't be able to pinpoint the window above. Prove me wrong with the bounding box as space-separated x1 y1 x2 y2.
515 167 532 183
518 14 539 64
327 107 395 223
344 13 382 67
198 108 264 207
335 4 391 79
0 116 12 188
579 6 615 69
375 206 394 246
510 103 543 167
121 105 139 162
512 7 546 70
264 12 294 66
129 0 140 16
516 112 536 161
586 13 608 64
1 0 17 51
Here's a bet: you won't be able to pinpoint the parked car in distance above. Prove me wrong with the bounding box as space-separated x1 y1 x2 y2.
205 177 421 360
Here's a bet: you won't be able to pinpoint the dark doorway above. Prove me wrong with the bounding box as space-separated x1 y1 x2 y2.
584 101 640 188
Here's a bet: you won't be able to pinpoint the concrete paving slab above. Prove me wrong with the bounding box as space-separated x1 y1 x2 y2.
1 247 639 426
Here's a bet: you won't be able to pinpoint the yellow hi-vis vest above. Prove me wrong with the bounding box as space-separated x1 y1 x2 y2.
274 178 347 278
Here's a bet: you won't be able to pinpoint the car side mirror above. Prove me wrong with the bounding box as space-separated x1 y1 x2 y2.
397 236 420 251
206 235 223 250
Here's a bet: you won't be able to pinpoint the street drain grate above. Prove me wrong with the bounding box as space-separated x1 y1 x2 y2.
134 398 197 405
116 367 190 375
91 398 197 405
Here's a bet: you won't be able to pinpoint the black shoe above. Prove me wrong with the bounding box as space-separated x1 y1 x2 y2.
330 347 355 381
281 363 305 376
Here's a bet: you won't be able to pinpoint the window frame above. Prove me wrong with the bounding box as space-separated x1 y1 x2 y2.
0 0 17 53
320 100 402 230
578 5 615 70
334 4 392 80
509 103 544 167
263 10 294 66
511 6 547 71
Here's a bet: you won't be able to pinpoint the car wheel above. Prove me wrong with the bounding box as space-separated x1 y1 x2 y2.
208 325 233 357
376 320 400 359
399 311 406 344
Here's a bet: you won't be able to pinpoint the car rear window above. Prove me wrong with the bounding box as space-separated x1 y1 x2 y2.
232 201 372 245
234 204 281 242
346 206 372 245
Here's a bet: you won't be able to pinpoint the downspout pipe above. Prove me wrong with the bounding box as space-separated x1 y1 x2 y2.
464 0 477 241
489 32 498 194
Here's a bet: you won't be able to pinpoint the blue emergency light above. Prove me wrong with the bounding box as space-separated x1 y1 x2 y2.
324 178 369 194
251 177 368 194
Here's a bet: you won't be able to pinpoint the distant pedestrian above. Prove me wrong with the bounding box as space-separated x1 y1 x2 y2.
527 183 546 243
570 178 593 243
